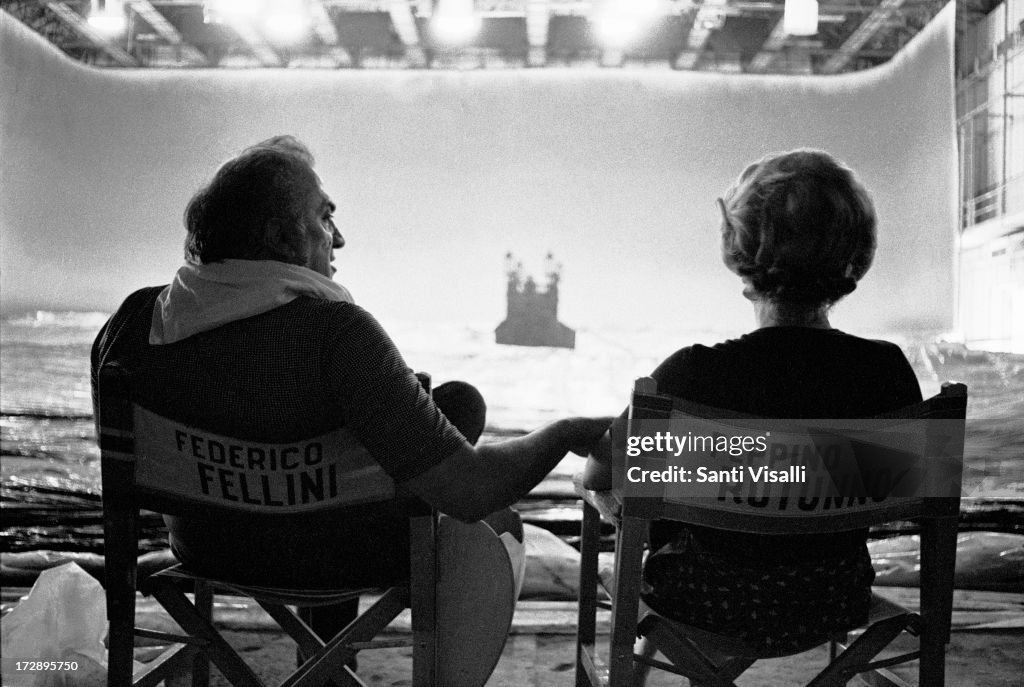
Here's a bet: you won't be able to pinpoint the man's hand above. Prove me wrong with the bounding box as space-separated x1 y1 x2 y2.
563 416 615 457
404 416 614 523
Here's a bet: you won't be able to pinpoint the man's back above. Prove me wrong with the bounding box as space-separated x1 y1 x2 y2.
92 287 465 588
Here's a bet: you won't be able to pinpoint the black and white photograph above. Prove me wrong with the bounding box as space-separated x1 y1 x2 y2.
1 0 1022 685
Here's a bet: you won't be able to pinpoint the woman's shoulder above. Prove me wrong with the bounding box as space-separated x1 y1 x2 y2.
821 329 913 363
737 326 908 356
649 340 744 400
651 342 718 374
654 328 910 367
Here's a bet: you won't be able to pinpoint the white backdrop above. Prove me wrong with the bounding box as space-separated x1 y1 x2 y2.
0 4 956 336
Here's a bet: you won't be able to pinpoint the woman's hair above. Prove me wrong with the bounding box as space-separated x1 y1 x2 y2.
184 136 317 265
719 149 877 306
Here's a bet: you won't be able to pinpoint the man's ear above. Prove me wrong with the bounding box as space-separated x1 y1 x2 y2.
262 218 303 262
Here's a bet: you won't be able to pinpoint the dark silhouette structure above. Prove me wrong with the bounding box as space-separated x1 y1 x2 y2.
495 252 575 349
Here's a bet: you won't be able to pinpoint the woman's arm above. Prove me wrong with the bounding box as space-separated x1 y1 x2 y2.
581 429 613 490
581 413 628 490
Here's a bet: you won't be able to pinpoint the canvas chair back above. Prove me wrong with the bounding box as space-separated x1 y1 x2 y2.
99 364 404 521
575 376 969 687
619 376 968 532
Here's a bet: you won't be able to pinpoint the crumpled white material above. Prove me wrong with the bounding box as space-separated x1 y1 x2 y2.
1 563 117 687
150 259 354 345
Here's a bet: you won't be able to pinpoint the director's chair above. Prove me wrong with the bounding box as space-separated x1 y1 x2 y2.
575 376 968 687
99 363 517 687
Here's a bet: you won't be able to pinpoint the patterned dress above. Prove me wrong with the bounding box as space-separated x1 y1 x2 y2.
642 527 876 655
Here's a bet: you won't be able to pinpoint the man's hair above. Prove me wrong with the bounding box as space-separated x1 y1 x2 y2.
719 149 877 306
184 136 317 264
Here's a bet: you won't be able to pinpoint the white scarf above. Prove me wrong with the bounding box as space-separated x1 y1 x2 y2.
149 259 354 345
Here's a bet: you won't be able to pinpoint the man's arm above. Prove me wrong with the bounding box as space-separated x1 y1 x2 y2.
326 306 610 519
402 416 611 523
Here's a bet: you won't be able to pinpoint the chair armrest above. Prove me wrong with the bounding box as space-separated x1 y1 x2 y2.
572 474 623 526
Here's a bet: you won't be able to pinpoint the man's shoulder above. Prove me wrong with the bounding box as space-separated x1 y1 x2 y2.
281 298 379 329
270 299 395 349
92 285 167 368
119 285 168 308
288 295 363 314
104 285 167 332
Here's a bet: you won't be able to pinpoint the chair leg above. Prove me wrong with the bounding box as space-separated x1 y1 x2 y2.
410 514 437 687
918 636 945 687
262 604 325 662
133 644 204 687
639 617 743 687
918 517 956 687
577 500 601 687
280 589 408 687
608 516 646 686
147 579 264 687
632 636 656 687
106 577 138 687
103 494 140 687
807 614 916 687
192 581 212 687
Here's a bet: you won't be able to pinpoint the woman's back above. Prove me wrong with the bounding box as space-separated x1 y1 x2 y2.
647 326 922 561
651 327 921 419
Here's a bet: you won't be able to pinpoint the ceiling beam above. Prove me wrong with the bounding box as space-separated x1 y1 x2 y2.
309 0 352 67
820 0 905 74
44 1 139 65
526 0 549 66
729 1 874 12
387 0 425 67
747 16 786 72
676 0 727 70
227 21 284 66
125 0 207 64
5 0 81 49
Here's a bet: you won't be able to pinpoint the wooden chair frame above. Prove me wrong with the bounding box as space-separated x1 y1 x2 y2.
99 363 442 687
576 377 968 687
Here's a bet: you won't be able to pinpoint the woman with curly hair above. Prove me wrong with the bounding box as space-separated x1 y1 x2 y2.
585 148 922 656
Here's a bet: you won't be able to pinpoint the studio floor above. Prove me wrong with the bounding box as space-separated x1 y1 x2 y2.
215 628 1024 686
207 596 1024 687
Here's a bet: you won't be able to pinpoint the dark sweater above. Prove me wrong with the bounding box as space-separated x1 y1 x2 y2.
92 287 467 587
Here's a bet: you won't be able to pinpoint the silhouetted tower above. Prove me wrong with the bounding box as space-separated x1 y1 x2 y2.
495 252 575 349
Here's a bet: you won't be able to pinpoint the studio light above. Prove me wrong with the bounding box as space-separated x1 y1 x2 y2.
432 0 480 45
262 0 311 43
595 16 640 48
594 0 662 49
88 0 126 36
783 0 819 36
